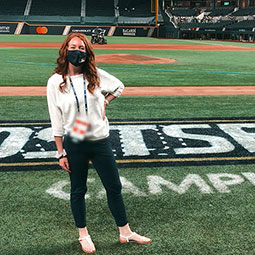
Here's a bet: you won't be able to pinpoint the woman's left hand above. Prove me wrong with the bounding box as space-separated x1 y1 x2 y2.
59 157 71 173
103 99 108 120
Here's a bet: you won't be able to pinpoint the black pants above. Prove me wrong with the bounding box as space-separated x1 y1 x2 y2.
64 135 128 228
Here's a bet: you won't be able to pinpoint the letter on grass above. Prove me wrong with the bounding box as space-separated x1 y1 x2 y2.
207 173 244 193
242 172 255 185
37 127 54 142
218 123 255 153
0 127 32 158
46 179 95 200
97 176 147 199
110 125 157 156
45 180 70 200
147 174 213 194
163 124 234 154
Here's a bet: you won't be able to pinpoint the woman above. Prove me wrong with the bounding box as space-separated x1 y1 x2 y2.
47 33 151 253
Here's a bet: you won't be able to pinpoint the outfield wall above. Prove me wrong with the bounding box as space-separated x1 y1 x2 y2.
0 22 158 37
0 22 19 34
1 21 254 41
179 30 255 42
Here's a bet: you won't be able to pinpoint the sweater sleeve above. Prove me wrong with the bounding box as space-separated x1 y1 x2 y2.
47 76 64 137
98 68 124 98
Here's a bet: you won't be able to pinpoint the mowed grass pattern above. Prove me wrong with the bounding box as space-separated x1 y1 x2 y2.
0 35 255 86
0 35 255 255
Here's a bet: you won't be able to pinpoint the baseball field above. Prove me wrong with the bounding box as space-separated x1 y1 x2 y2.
0 34 255 255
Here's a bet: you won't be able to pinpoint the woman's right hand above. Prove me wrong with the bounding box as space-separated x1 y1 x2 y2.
59 157 71 173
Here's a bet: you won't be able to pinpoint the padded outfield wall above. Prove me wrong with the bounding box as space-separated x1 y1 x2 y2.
179 29 255 42
2 21 253 41
0 22 160 37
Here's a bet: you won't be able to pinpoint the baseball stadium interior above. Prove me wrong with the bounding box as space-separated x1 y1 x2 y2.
0 0 255 41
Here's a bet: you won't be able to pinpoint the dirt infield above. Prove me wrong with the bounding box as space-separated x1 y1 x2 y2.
95 54 177 64
1 42 255 51
2 86 255 96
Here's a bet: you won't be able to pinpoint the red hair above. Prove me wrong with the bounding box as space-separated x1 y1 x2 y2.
54 33 100 93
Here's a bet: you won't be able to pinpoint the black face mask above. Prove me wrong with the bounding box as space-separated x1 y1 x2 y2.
67 50 87 66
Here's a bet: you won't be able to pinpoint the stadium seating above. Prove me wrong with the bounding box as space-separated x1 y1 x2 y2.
168 8 199 17
207 7 235 16
179 21 234 31
226 20 255 30
178 22 199 30
29 0 80 16
86 0 115 17
0 0 27 15
117 16 155 26
25 15 81 25
0 0 155 26
1 0 254 39
231 7 255 16
118 0 153 17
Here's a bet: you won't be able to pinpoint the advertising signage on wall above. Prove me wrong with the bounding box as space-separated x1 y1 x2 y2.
123 28 137 36
31 25 65 35
21 24 65 35
114 27 152 37
69 26 111 35
69 26 154 37
0 22 156 37
0 23 17 34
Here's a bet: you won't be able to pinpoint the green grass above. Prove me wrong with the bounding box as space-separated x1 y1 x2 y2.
0 48 57 86
1 164 255 255
0 48 255 86
1 35 255 255
0 35 255 86
1 97 255 255
0 34 66 43
1 95 255 120
97 50 255 86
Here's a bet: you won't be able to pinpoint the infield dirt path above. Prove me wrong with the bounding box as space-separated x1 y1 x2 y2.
2 86 255 96
0 42 254 96
1 42 255 51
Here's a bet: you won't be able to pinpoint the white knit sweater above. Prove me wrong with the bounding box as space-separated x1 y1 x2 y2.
47 68 124 141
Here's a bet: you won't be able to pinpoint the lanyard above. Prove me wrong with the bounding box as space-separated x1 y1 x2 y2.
69 76 88 114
